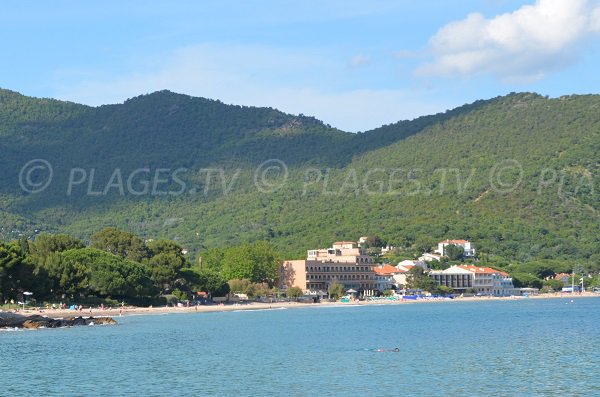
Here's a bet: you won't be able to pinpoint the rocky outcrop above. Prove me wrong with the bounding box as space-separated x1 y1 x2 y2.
0 312 117 329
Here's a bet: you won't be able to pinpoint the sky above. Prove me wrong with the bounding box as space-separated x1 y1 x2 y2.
2 0 600 132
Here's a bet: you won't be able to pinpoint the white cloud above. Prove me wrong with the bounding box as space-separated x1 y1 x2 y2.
416 0 600 83
348 54 370 68
54 44 445 132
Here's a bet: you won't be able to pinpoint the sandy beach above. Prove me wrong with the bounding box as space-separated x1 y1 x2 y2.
7 292 599 320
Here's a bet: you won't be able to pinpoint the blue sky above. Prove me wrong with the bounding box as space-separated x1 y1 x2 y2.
2 0 600 131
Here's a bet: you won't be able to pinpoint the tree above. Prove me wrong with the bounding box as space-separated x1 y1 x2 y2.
146 252 187 293
543 279 564 291
200 248 225 272
42 251 90 297
57 248 155 298
0 242 33 301
328 281 345 299
28 234 85 261
436 285 455 296
91 227 149 262
198 269 230 297
406 267 437 292
286 286 303 299
511 272 543 289
228 278 252 294
428 259 449 270
365 235 386 248
147 239 186 259
444 244 464 261
221 241 280 285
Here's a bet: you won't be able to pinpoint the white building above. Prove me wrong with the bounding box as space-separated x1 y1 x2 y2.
435 239 476 257
429 265 514 296
398 259 428 270
458 265 514 296
373 264 398 292
429 266 475 293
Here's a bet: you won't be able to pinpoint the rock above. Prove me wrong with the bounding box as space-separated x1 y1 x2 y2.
94 317 117 325
22 320 41 329
0 312 117 329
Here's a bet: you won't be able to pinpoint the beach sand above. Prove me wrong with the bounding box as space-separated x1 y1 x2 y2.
10 292 599 319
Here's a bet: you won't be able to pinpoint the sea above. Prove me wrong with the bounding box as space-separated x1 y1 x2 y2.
1 297 599 396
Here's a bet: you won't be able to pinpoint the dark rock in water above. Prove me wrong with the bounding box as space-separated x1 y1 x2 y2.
0 312 117 329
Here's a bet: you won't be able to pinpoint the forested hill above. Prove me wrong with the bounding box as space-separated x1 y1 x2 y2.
1 89 599 268
0 88 453 172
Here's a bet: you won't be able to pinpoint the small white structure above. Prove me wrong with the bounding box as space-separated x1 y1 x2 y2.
419 253 443 262
397 259 428 270
381 245 395 254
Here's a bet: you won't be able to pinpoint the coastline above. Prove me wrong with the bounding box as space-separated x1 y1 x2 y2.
8 292 600 320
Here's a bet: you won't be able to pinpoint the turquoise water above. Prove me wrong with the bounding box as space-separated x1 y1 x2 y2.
2 298 600 396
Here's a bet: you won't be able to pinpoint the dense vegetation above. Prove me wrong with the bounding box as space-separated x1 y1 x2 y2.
0 229 282 305
1 89 599 286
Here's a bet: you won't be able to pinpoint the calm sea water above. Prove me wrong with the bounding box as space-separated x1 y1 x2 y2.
1 298 599 396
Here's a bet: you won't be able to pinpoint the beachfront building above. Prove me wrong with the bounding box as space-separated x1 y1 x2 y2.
373 264 398 292
429 266 474 293
458 265 515 296
428 265 514 296
280 240 377 296
393 262 415 290
554 273 571 285
434 239 476 257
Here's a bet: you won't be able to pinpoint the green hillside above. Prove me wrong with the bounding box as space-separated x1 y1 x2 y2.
1 90 599 269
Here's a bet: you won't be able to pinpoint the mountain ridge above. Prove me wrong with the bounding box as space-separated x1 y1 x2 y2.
0 89 598 267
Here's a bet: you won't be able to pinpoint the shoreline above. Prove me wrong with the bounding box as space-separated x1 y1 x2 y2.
6 292 600 320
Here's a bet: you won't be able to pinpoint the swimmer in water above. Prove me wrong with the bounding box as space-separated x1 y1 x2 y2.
374 347 400 352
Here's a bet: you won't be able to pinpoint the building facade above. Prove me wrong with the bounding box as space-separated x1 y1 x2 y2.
458 265 514 296
435 239 476 257
373 264 398 292
428 265 515 296
280 241 377 295
429 266 474 292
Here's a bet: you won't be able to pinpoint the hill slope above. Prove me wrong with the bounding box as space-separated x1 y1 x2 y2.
0 90 598 266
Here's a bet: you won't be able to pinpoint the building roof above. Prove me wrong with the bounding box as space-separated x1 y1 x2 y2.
440 239 470 244
431 266 474 275
554 273 571 280
374 264 398 275
332 241 357 245
395 264 414 273
421 253 442 258
458 264 509 276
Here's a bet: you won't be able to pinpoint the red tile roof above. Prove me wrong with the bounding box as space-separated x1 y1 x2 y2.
554 273 571 280
441 239 470 244
458 264 509 276
374 264 398 275
394 264 414 273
